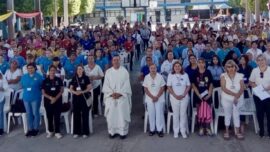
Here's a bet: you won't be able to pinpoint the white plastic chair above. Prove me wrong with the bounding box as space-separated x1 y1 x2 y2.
41 87 71 134
63 79 72 87
71 89 94 134
191 89 214 133
239 88 259 134
97 82 103 116
212 87 223 134
3 88 14 132
7 89 28 134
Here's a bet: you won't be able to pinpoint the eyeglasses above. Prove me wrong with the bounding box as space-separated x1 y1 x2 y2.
260 72 264 78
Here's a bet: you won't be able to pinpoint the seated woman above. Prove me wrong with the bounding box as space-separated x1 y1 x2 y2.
0 71 8 136
143 64 166 137
220 60 245 140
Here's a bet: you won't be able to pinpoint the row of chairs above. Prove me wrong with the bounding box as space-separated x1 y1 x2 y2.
144 87 259 135
2 85 103 135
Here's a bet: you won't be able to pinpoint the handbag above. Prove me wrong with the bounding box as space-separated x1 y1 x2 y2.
197 100 212 124
76 76 93 107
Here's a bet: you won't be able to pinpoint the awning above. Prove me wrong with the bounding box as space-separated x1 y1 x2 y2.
16 12 41 18
215 3 231 9
0 12 12 22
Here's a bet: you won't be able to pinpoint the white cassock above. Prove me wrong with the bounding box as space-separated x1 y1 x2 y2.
102 66 132 136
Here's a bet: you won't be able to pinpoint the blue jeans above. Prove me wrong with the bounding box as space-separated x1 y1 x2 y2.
0 100 4 129
23 101 41 130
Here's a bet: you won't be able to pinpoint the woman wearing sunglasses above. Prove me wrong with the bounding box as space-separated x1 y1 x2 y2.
249 54 270 138
220 60 245 140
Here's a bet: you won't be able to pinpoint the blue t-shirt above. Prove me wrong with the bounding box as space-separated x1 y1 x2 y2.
11 55 26 68
0 61 9 74
36 56 52 73
21 72 43 102
64 59 80 79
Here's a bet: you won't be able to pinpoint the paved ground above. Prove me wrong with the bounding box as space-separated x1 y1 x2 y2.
0 60 270 152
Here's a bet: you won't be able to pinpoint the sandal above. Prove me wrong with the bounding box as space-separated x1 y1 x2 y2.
235 133 244 140
223 132 230 140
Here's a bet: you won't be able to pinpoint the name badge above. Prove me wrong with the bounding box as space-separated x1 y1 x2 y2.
243 78 247 81
151 84 156 88
76 87 81 91
27 88 32 91
176 82 181 86
51 87 56 91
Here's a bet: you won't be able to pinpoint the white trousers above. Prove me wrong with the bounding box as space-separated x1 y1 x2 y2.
146 98 165 132
170 96 189 135
221 96 244 128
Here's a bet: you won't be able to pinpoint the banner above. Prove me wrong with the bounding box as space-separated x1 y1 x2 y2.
0 12 13 22
16 12 40 19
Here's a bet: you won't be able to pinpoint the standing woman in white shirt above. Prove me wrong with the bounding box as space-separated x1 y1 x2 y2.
0 72 8 136
160 51 177 81
249 54 270 138
220 60 245 140
4 60 22 91
167 61 191 138
143 63 166 137
84 54 104 116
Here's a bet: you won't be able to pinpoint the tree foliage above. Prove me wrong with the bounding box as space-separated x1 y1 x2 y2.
228 0 243 8
14 0 34 12
80 0 95 14
247 0 268 13
68 0 81 16
41 0 56 17
0 0 7 14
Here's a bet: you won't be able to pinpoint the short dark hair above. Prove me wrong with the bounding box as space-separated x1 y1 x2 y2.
27 63 37 70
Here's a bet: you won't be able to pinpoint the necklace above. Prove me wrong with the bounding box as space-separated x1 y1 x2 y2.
228 73 236 89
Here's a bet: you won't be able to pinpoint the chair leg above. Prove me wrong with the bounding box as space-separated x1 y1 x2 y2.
7 113 12 134
64 114 70 134
214 116 219 135
70 113 74 135
89 110 93 134
43 115 49 134
144 112 148 133
245 115 250 125
210 120 214 133
191 114 196 133
253 113 259 134
98 98 102 116
22 114 28 134
3 112 7 132
163 118 166 134
167 114 171 134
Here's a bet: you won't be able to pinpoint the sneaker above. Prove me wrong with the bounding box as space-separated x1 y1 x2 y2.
199 128 204 136
32 130 39 137
25 130 33 137
82 135 88 139
158 131 164 138
55 133 63 139
120 135 127 140
109 134 117 139
0 129 3 136
182 133 188 139
46 132 54 138
174 133 179 138
206 129 213 136
73 134 79 139
148 131 155 136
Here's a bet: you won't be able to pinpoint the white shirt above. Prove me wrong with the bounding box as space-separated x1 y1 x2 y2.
160 59 177 80
263 51 270 65
221 73 244 101
119 51 131 66
143 73 165 102
0 75 9 102
249 67 270 94
4 69 22 90
246 48 262 61
167 73 190 101
84 64 104 89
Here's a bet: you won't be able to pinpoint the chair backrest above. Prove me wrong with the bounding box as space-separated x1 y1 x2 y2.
240 88 256 112
62 87 72 103
12 89 23 105
191 89 195 108
212 87 222 110
4 88 14 110
63 79 72 88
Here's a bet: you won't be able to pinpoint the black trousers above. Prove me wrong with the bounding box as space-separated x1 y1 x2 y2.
73 95 90 135
44 99 62 133
135 44 141 60
93 86 101 115
142 39 149 50
253 95 270 137
130 51 134 71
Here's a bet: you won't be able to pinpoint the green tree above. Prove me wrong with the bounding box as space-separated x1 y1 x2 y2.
80 0 95 14
14 0 34 12
248 0 268 12
0 0 7 14
41 0 56 17
228 0 243 8
68 0 81 16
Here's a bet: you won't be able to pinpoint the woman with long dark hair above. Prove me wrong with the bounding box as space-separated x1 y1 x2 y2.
207 55 224 88
70 65 92 138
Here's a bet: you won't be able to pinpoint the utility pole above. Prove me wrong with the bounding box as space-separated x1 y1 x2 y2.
53 0 58 27
35 0 41 29
7 0 15 39
255 0 260 22
63 0 69 26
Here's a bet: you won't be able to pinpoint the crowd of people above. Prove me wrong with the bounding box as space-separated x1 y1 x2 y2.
0 20 270 141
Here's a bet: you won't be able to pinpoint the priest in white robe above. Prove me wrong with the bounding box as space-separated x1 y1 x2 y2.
102 55 132 139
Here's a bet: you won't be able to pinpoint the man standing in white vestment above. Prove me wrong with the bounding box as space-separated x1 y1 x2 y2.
102 55 132 139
